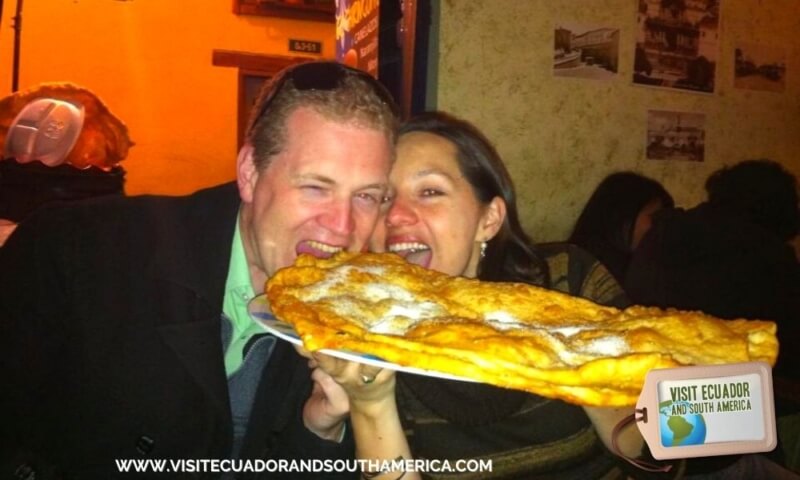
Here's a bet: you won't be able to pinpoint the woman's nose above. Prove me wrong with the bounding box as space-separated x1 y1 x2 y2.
386 197 417 227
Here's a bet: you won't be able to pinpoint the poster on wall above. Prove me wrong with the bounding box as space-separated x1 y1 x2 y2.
734 43 787 93
336 0 381 77
553 22 619 80
646 110 706 162
633 0 720 93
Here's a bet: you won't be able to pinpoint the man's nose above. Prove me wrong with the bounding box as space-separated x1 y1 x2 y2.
320 198 355 235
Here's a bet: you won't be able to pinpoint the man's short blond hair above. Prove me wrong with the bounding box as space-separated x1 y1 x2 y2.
245 62 399 171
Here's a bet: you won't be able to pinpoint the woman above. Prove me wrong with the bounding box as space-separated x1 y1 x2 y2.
311 113 651 479
568 172 674 284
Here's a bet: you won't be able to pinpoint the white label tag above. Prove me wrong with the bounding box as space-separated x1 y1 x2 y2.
636 362 776 459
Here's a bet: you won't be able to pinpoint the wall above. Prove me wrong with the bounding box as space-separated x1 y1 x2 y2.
434 0 800 241
2 1 797 237
0 0 335 195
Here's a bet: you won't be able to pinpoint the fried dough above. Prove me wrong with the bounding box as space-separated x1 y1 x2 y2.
266 252 778 406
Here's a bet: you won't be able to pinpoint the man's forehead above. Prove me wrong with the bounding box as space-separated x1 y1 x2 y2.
288 105 390 136
268 107 391 177
293 171 388 191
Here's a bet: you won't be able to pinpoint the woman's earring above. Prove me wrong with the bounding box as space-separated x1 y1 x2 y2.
480 241 487 258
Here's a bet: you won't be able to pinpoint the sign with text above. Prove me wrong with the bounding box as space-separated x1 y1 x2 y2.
289 39 323 55
636 362 776 459
335 0 380 77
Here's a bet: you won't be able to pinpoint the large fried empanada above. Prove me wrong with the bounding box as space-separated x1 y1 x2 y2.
266 252 778 406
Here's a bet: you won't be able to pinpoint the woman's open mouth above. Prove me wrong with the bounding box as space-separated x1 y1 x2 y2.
388 242 432 268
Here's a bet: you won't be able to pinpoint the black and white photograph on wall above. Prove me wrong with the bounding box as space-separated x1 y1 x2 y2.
634 0 720 93
646 110 706 162
553 22 619 80
734 43 787 93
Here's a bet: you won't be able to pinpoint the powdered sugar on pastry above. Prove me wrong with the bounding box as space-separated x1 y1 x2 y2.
267 252 779 407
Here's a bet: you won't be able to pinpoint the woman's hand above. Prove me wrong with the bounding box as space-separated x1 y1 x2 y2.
582 406 645 459
297 346 418 478
309 350 397 417
0 219 17 247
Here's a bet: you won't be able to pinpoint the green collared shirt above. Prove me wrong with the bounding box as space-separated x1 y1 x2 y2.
222 215 259 377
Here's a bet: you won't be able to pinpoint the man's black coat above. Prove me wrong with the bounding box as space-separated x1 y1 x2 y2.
0 183 354 478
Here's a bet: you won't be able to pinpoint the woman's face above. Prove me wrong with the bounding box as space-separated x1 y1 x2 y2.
631 198 664 249
371 131 503 278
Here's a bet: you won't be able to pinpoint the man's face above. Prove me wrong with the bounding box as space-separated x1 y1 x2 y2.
238 107 392 286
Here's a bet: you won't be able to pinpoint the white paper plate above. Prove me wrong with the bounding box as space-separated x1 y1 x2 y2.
248 294 475 382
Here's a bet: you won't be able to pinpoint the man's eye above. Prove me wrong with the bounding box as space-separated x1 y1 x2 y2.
380 195 393 204
421 188 443 197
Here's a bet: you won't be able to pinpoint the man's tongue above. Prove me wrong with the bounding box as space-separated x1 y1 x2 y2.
403 249 432 268
296 241 339 259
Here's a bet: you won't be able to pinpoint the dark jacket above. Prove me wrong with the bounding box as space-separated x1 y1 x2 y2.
0 183 354 479
392 243 669 480
625 202 800 474
625 203 800 379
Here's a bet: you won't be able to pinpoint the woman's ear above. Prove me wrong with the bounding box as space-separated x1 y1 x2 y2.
237 144 258 204
478 196 507 242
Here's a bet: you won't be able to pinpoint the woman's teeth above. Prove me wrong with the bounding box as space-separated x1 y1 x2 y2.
388 242 430 254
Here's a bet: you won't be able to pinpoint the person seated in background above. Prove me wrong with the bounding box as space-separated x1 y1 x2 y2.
626 159 799 378
311 112 677 480
0 83 133 245
626 159 800 476
568 171 674 285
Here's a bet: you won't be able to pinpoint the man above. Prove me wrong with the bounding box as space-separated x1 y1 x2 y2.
0 61 398 478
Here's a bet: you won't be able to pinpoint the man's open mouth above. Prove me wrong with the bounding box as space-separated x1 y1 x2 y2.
297 240 344 259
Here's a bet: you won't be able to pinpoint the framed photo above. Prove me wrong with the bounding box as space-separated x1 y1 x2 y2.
633 0 720 93
554 22 620 81
233 0 335 23
734 43 787 93
646 110 706 162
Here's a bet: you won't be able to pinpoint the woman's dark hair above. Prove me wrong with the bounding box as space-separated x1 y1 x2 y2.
705 159 799 241
399 112 549 287
568 171 674 282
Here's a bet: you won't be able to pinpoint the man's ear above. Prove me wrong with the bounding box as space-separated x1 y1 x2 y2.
237 144 258 203
478 196 507 242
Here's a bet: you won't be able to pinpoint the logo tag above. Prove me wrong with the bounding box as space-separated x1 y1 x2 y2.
636 362 776 459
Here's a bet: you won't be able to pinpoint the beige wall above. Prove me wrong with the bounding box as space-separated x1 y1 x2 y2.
2 0 797 239
435 0 800 242
0 0 334 195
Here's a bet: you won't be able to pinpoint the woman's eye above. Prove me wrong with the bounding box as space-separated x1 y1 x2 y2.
421 188 443 197
356 192 379 204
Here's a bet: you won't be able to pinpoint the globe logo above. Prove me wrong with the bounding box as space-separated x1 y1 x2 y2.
659 400 707 446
